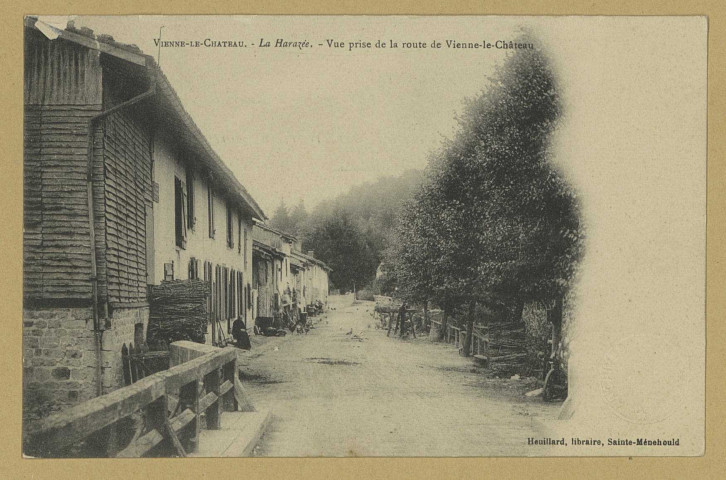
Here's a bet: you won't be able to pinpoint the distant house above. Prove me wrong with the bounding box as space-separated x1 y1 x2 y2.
252 224 331 324
297 251 332 307
252 223 297 315
251 225 280 320
22 18 265 416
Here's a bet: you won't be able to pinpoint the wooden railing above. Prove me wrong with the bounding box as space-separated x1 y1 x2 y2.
430 319 489 357
470 325 488 357
24 346 238 458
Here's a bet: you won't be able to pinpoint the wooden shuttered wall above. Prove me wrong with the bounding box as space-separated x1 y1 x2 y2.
24 29 153 307
102 83 153 306
23 31 105 304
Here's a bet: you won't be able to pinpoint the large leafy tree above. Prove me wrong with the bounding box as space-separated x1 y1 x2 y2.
297 170 424 290
303 211 378 292
394 34 583 356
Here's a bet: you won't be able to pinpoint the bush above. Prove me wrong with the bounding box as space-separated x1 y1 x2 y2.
355 289 375 301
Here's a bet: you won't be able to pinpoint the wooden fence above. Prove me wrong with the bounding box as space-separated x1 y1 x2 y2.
430 319 489 358
24 346 238 458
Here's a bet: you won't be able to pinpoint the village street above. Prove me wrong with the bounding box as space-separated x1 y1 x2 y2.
237 294 560 457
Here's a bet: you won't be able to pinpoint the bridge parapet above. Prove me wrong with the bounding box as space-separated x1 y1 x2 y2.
24 342 239 458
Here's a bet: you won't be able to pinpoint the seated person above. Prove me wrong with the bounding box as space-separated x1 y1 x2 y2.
231 317 251 350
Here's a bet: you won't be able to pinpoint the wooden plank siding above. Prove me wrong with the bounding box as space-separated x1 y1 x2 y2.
23 28 107 304
24 28 154 307
23 29 101 300
23 103 106 303
24 29 103 106
101 102 152 305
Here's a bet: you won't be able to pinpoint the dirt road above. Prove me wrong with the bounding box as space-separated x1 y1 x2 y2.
238 295 560 457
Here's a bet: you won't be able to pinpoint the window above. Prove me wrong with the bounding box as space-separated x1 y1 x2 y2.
237 271 244 325
237 216 242 254
227 203 234 248
243 228 248 268
186 166 195 229
188 257 199 279
204 261 212 324
230 269 236 319
174 177 187 249
207 184 215 238
214 264 220 321
164 262 174 281
223 266 230 332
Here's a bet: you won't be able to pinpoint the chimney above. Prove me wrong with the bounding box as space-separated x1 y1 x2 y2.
307 250 315 258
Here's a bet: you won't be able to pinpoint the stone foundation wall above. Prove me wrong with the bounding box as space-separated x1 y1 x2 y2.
23 305 149 421
102 306 150 392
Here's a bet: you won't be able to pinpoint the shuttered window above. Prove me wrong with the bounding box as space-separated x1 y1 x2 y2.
227 203 234 248
230 269 236 319
174 177 187 249
238 216 242 255
242 272 247 328
188 257 199 279
186 166 195 230
243 228 248 268
204 261 212 324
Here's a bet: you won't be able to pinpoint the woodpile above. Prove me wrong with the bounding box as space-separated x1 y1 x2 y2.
486 321 529 376
147 280 210 346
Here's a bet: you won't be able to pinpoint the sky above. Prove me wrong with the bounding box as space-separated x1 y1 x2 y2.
43 15 532 215
35 15 707 452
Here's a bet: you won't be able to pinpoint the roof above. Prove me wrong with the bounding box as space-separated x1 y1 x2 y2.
253 222 298 243
251 241 275 261
292 250 332 272
25 16 266 221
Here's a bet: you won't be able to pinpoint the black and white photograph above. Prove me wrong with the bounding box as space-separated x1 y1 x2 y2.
21 15 706 458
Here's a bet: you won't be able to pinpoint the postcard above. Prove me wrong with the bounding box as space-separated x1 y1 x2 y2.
20 15 706 458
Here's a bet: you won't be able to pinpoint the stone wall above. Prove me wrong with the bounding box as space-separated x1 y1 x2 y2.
102 306 150 392
23 307 97 419
23 306 149 421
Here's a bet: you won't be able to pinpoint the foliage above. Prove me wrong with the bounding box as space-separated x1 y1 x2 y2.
301 210 379 292
269 199 308 237
392 33 584 321
270 171 425 292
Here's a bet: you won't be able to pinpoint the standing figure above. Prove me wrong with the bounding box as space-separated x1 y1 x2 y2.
398 302 407 338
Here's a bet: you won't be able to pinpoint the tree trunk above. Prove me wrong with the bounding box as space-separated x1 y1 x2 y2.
513 298 525 325
423 301 429 331
439 308 449 341
548 296 563 359
399 309 406 338
462 299 476 357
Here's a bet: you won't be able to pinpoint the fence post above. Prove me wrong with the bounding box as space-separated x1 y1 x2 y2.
178 379 199 453
223 359 238 412
194 377 202 449
206 368 222 430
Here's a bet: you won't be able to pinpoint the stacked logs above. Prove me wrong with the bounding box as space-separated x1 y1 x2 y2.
147 280 210 346
486 321 528 376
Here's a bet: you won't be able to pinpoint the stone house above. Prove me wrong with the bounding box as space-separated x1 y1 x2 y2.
251 224 331 325
251 226 279 320
297 251 331 307
22 18 265 417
